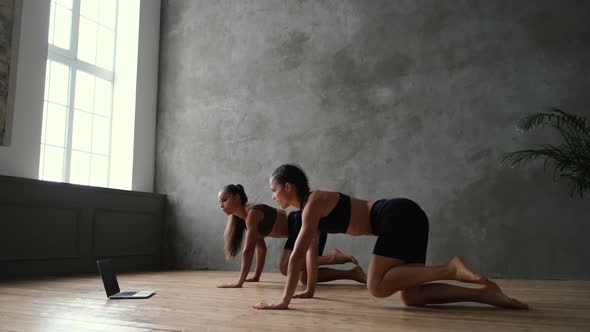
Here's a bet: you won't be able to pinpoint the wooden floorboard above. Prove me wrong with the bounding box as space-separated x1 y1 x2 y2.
1 271 589 331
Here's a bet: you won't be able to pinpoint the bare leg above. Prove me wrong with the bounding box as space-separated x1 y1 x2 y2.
318 266 366 284
300 266 367 285
368 255 492 297
282 249 365 283
317 249 359 266
367 255 528 309
401 283 528 309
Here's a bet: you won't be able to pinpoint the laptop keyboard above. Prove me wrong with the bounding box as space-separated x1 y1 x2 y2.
117 291 137 296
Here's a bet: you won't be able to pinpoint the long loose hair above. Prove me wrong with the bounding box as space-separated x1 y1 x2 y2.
222 184 248 258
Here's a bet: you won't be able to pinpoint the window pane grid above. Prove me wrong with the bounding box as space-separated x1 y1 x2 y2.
74 70 95 112
41 144 65 182
49 1 74 51
72 109 92 152
56 0 73 9
45 102 68 147
41 0 117 187
48 1 117 72
42 142 76 150
46 60 71 106
78 20 116 33
78 16 98 65
72 108 112 120
53 3 73 50
71 147 109 158
81 0 116 28
44 99 74 111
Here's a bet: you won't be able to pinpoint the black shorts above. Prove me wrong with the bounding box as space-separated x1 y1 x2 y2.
284 211 327 256
370 198 429 264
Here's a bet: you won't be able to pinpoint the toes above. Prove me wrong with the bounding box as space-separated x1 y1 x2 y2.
484 277 499 287
511 298 529 309
475 274 491 284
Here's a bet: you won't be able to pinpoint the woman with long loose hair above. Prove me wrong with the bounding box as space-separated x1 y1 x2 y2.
217 184 366 288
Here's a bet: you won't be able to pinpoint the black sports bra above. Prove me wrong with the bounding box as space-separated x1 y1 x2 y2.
251 204 277 236
316 193 351 234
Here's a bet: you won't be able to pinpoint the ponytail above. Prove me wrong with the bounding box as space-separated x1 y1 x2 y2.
221 184 248 258
224 215 246 258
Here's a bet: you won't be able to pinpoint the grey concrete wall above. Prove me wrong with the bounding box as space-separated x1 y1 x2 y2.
156 0 590 279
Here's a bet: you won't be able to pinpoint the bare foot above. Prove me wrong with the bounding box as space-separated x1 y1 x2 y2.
447 256 490 285
351 265 367 284
480 284 529 310
329 249 359 265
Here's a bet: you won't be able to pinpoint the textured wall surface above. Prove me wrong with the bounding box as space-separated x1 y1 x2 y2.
156 0 590 279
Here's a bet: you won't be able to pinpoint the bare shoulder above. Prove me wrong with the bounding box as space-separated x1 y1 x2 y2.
307 190 339 202
306 190 340 216
245 207 264 227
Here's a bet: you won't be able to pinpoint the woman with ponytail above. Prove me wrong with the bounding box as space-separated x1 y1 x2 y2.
253 164 528 310
217 184 366 288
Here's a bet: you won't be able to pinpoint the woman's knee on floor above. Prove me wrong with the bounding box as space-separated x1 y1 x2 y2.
400 288 425 307
367 278 400 298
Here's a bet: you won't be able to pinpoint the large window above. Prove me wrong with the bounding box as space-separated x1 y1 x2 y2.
39 0 118 187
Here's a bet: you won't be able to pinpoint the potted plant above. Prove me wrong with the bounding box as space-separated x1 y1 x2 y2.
502 108 590 198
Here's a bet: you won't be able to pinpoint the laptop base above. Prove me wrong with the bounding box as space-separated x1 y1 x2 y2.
109 291 155 299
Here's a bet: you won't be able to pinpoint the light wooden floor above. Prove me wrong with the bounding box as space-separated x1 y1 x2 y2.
1 271 589 331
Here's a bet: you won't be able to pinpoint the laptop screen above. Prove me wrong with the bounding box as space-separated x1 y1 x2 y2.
97 259 120 297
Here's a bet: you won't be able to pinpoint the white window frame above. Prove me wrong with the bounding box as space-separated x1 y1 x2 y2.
42 0 118 185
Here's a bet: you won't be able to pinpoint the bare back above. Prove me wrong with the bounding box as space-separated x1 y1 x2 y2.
244 204 289 239
306 191 374 236
268 208 289 238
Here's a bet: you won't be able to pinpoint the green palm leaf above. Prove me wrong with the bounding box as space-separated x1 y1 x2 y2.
502 109 590 198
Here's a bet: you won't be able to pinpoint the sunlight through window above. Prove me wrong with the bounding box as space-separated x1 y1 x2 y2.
39 0 118 187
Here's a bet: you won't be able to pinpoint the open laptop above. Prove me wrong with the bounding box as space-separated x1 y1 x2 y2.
96 259 155 299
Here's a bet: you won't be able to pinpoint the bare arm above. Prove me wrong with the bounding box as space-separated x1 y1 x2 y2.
218 210 261 288
246 238 267 282
253 198 321 309
293 235 319 298
279 249 291 276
